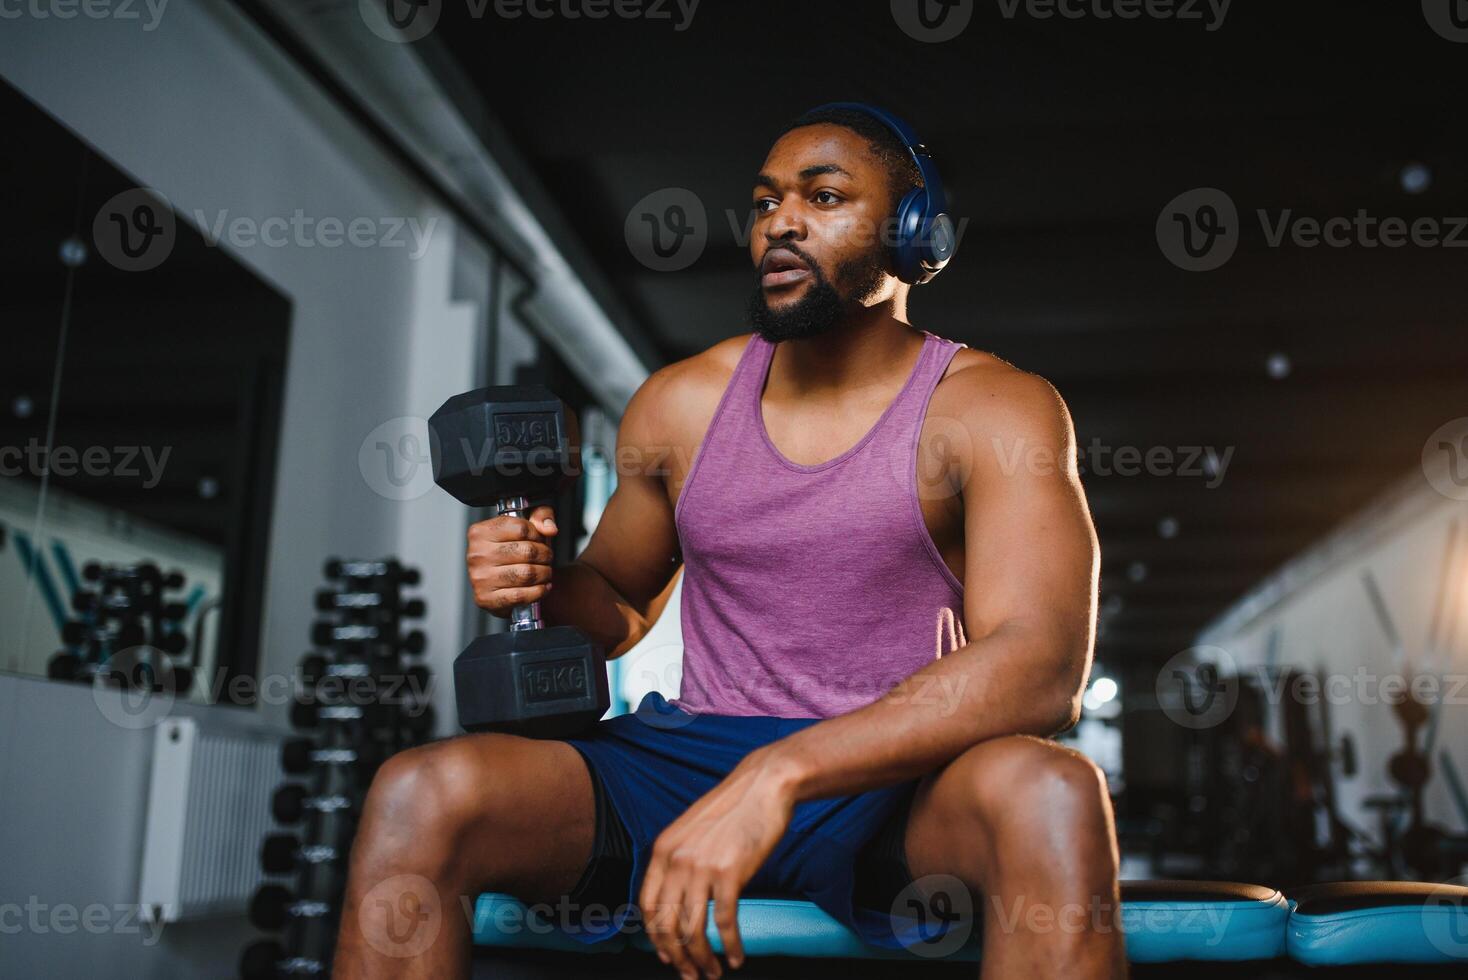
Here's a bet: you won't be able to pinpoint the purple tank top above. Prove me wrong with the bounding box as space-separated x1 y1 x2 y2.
671 329 968 718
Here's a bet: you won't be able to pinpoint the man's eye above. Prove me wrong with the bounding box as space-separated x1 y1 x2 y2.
755 199 778 214
814 191 842 205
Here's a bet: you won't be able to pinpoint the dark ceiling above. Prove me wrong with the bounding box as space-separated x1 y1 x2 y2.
427 1 1468 665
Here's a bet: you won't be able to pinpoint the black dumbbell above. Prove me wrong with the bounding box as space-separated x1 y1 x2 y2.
74 591 131 614
311 621 426 654
289 700 398 733
298 655 371 686
428 386 608 737
280 738 384 780
249 884 333 931
240 940 325 979
324 558 420 585
316 589 381 612
272 785 354 824
261 834 340 875
47 651 83 682
98 652 192 694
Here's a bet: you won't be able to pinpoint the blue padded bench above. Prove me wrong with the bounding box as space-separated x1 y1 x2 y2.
1287 881 1468 967
472 879 1289 964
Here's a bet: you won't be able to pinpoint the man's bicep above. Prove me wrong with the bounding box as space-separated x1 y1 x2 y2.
959 374 1099 650
575 469 681 616
574 370 685 616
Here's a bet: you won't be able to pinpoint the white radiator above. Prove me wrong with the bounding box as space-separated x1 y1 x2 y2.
138 717 284 922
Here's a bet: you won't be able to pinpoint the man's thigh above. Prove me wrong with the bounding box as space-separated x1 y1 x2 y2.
383 732 598 901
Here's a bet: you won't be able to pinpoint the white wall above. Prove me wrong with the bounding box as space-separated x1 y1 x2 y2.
0 2 492 975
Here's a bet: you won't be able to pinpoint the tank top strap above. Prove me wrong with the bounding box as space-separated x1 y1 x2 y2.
883 330 966 433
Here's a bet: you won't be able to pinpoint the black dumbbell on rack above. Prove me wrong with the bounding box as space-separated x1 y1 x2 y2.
280 739 385 783
272 785 354 825
310 621 427 655
240 940 325 979
249 884 333 932
324 558 419 585
261 834 340 876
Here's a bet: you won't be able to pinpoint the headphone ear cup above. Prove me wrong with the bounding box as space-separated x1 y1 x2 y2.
891 187 928 285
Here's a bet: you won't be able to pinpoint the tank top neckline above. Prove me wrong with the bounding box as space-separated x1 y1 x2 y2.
752 331 934 474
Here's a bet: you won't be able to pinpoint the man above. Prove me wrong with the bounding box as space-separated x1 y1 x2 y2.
335 104 1124 979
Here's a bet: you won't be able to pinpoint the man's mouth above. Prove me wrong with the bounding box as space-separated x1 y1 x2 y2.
760 248 812 289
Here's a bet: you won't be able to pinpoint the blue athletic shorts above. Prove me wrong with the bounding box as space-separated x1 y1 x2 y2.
551 691 933 951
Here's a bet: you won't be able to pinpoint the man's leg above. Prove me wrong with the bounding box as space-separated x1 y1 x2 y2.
333 733 598 980
902 734 1126 979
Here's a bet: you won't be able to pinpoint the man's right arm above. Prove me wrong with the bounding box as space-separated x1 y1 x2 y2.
466 364 687 659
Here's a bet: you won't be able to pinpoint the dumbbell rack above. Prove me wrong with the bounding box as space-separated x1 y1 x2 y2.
240 558 432 979
47 561 192 693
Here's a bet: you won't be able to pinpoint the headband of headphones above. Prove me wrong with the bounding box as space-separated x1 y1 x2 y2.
805 101 956 284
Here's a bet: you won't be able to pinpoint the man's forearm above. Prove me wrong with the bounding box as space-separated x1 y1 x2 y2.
536 560 650 659
759 622 1086 804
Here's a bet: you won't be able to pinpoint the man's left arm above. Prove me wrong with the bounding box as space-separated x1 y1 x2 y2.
760 367 1100 800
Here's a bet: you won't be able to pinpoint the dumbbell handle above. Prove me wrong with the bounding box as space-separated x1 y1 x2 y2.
499 496 544 633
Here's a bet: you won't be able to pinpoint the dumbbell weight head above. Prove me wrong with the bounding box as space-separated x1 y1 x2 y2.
427 385 577 508
289 699 398 733
454 626 608 738
249 884 332 932
240 940 325 979
279 738 384 780
261 834 338 875
47 651 82 682
272 784 354 824
324 558 419 585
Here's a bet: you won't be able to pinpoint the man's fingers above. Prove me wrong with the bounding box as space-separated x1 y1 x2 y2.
648 876 697 978
638 852 679 968
712 876 745 969
526 504 559 537
488 562 554 590
469 512 550 545
678 875 721 980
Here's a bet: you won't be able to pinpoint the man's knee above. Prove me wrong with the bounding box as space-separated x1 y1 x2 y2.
964 736 1113 850
361 735 514 848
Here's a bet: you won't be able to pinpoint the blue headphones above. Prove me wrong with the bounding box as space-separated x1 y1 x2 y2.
807 102 956 285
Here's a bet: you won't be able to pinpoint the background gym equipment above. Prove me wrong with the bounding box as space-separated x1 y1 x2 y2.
428 385 610 737
238 557 431 980
46 560 195 695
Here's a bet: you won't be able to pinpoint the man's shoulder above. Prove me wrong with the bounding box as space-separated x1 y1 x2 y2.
932 345 1072 442
624 333 753 446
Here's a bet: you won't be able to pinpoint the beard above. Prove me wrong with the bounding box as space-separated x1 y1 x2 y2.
747 246 887 343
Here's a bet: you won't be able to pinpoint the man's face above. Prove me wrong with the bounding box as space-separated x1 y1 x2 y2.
746 124 895 342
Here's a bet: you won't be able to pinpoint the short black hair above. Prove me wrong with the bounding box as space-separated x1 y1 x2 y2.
770 105 924 213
